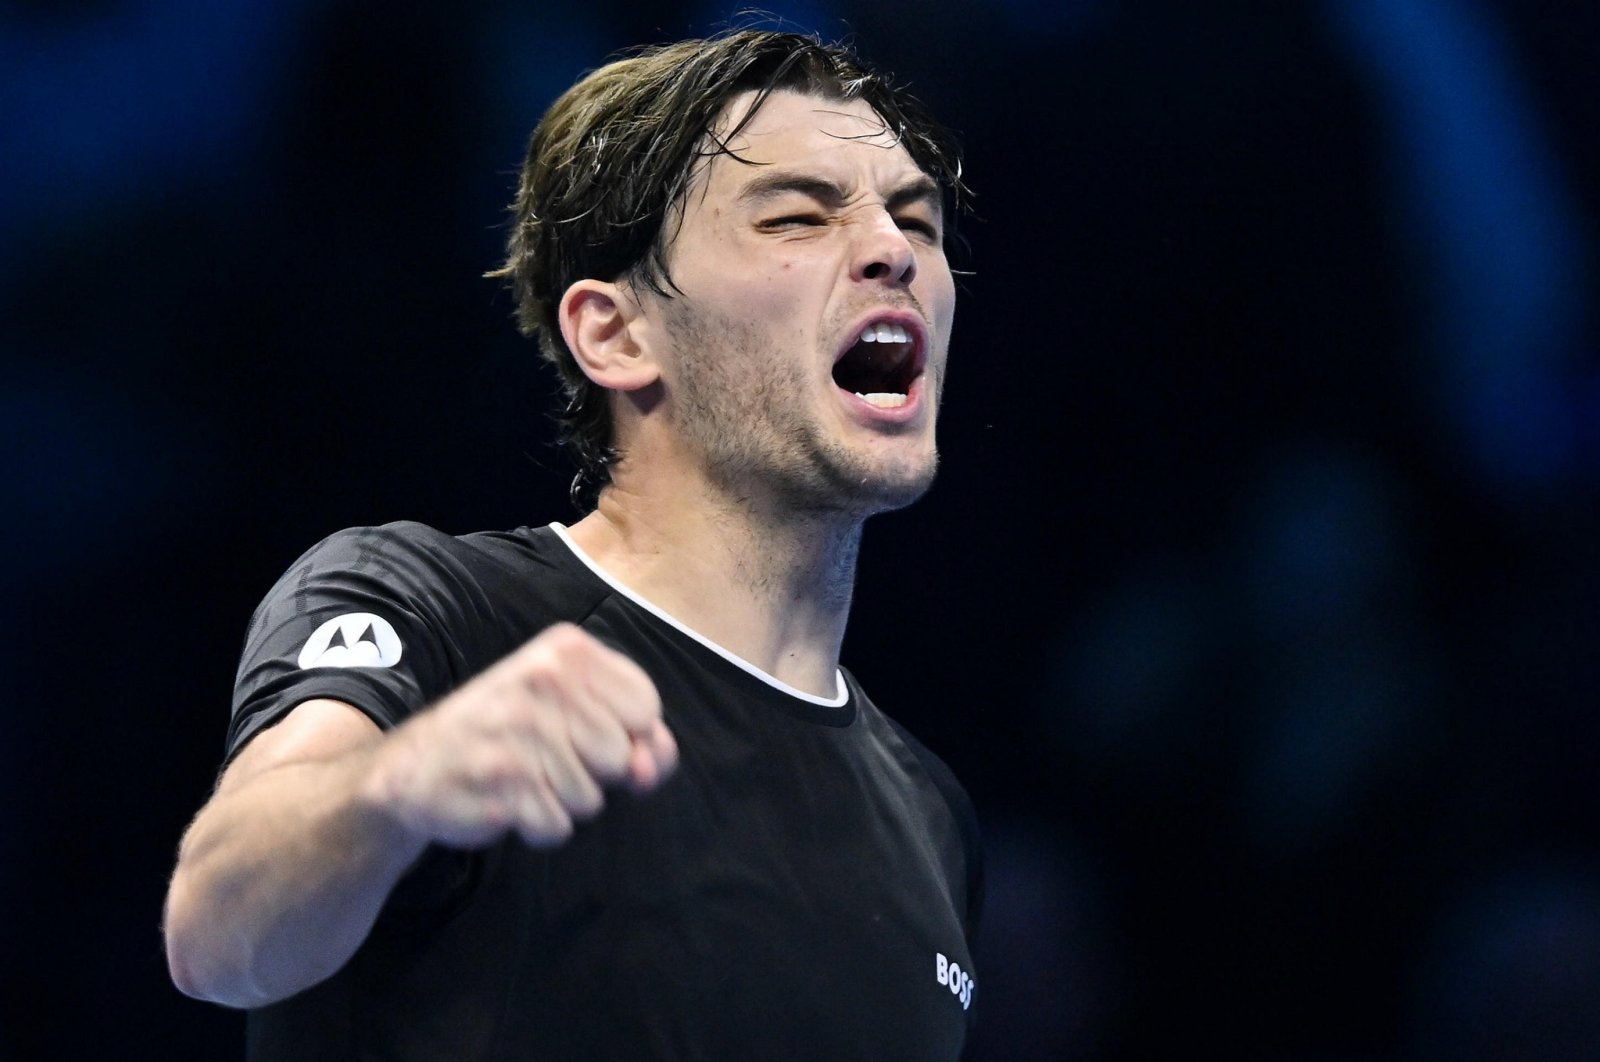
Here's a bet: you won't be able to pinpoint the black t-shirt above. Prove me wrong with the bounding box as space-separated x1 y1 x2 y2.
228 521 982 1060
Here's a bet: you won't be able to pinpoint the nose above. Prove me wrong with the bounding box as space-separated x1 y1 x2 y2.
852 210 917 287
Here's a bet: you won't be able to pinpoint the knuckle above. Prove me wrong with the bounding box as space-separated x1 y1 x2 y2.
626 665 663 709
537 622 590 658
522 702 570 748
470 747 527 789
620 694 664 734
639 684 664 720
570 718 630 769
520 808 574 848
568 784 605 819
478 797 515 834
587 741 632 781
517 650 577 703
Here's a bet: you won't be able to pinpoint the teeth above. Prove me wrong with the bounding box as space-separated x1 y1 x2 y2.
858 323 910 345
856 392 908 408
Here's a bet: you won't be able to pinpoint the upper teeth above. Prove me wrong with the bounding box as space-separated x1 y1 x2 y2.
858 322 911 345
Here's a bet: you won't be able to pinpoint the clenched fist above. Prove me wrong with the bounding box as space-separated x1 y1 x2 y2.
362 623 677 848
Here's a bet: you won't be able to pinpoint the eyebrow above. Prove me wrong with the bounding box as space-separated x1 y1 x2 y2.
736 170 944 218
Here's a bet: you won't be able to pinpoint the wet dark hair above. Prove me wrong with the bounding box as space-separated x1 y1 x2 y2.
486 28 967 510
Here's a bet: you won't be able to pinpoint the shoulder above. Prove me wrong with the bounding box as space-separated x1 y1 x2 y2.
848 675 985 935
844 671 975 824
276 521 566 592
261 520 607 641
878 708 981 855
241 521 578 666
288 520 488 568
228 522 584 756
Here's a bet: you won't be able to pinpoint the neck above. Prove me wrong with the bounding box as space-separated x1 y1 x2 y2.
564 472 864 698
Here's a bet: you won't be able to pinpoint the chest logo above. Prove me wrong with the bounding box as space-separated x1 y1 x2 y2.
297 612 403 670
935 951 975 1011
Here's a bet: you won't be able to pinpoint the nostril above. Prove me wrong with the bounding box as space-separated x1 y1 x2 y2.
861 259 916 284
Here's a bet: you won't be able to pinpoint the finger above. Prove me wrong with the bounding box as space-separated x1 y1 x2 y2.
536 740 606 820
625 739 660 793
517 624 662 739
565 709 633 784
391 787 510 850
625 721 679 793
573 639 663 736
391 746 520 849
513 780 574 848
511 649 633 788
645 719 678 776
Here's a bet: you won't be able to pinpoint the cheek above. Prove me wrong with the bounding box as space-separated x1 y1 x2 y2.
740 258 815 315
922 266 957 331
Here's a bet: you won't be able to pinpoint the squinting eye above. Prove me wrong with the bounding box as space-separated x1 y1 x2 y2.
762 214 825 229
897 217 940 239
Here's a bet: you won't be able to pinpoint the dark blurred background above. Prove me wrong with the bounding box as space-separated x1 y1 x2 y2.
4 1 1599 1058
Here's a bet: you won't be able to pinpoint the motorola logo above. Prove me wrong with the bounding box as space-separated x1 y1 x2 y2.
297 613 403 669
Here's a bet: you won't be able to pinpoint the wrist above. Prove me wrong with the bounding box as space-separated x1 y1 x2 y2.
350 733 432 869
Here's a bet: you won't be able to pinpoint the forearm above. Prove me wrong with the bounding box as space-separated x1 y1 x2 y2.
164 746 427 1008
165 625 676 1007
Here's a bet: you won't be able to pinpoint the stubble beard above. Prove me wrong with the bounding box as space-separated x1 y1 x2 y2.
662 297 939 521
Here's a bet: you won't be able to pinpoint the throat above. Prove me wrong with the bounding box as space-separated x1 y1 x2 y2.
720 511 862 620
574 494 862 692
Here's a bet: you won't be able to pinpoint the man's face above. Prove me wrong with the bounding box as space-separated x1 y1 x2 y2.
641 89 956 516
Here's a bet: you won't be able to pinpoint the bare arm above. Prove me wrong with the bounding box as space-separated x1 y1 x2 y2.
163 623 677 1008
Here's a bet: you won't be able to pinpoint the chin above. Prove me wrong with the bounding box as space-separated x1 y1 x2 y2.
875 459 940 507
714 430 938 517
827 450 940 516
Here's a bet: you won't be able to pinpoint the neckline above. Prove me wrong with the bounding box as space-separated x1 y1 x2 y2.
548 523 850 709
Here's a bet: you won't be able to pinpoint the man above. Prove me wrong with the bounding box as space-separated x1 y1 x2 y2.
164 29 981 1059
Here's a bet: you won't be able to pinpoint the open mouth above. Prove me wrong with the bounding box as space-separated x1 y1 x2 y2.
831 318 925 409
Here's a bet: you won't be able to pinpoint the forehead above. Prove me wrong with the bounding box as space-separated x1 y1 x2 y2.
696 89 924 197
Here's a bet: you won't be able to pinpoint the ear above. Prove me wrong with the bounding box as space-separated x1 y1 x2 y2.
557 279 659 392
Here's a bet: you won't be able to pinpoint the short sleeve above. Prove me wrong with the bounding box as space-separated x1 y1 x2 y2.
226 522 486 763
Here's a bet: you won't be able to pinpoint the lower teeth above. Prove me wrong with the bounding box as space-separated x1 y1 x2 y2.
857 392 907 409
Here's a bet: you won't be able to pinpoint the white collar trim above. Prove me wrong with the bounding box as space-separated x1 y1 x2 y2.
549 523 849 708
